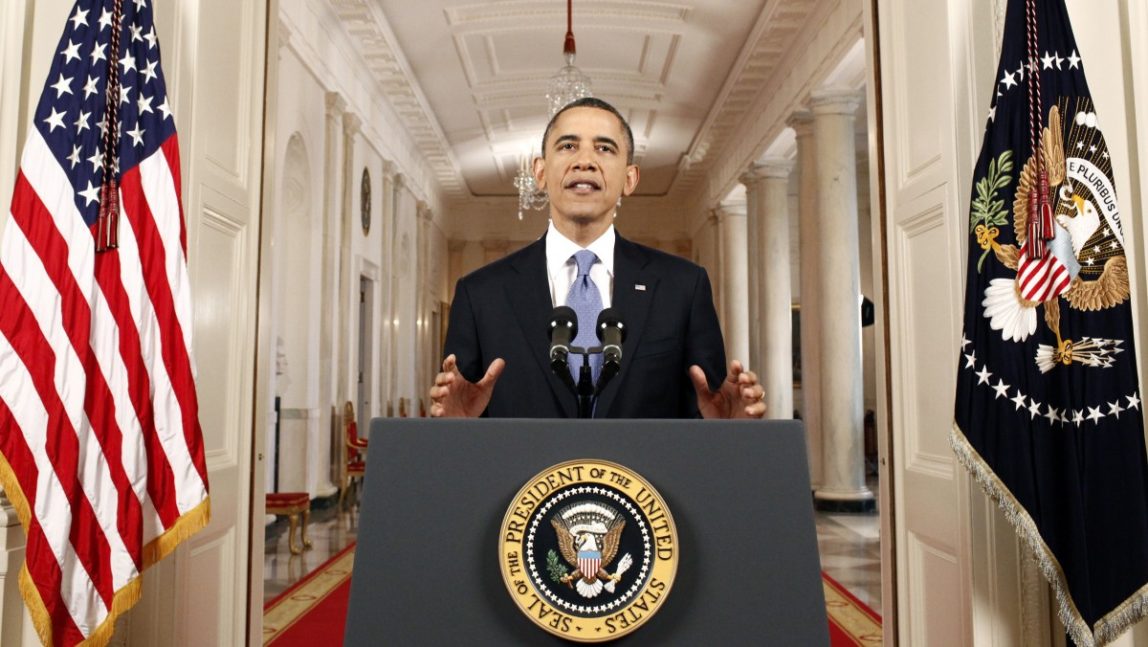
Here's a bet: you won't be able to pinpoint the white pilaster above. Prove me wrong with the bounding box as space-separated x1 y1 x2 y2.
810 88 873 510
741 172 762 372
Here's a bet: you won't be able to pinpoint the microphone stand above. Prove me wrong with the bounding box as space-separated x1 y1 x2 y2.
555 345 621 419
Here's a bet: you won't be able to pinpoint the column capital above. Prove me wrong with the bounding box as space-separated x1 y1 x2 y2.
342 112 361 137
810 87 861 116
715 201 747 220
786 109 815 137
743 157 794 185
325 91 346 116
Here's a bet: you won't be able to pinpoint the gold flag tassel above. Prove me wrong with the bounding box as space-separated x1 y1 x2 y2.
96 0 124 253
1022 0 1050 260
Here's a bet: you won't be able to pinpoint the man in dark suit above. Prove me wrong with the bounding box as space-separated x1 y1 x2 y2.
429 98 765 419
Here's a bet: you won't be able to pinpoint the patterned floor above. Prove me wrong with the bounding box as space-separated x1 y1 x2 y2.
263 498 883 616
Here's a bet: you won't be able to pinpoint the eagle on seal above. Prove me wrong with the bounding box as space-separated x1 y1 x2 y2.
551 502 626 599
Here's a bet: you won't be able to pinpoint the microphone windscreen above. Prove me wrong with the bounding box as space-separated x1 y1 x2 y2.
550 305 578 338
595 307 625 343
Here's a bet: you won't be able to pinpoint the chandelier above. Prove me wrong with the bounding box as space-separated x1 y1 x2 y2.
515 0 592 220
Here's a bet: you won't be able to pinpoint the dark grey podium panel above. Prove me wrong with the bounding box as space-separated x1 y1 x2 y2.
345 419 828 646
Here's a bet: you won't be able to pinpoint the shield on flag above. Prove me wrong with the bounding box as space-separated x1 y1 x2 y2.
952 0 1148 645
578 551 602 578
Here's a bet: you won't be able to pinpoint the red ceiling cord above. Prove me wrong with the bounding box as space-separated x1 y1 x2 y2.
564 0 577 56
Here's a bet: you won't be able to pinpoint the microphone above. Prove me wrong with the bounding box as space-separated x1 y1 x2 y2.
548 306 578 376
596 308 626 372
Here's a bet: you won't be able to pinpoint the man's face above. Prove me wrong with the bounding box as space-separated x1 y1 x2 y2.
534 106 639 229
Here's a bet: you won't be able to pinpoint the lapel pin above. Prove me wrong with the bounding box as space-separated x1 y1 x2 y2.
635 284 646 291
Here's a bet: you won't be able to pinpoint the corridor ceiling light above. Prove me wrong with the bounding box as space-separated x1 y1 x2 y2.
515 0 592 220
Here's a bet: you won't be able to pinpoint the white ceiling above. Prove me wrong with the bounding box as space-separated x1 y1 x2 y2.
333 0 830 204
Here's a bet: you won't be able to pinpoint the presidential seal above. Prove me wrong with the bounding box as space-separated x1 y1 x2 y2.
498 459 678 642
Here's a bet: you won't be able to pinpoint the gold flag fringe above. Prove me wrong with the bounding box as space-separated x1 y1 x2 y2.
951 423 1148 646
0 451 211 646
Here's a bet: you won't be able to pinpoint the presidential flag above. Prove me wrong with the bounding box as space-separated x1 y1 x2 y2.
0 1 209 645
952 0 1148 644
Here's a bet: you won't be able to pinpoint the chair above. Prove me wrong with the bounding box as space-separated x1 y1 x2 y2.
265 491 312 555
339 401 368 511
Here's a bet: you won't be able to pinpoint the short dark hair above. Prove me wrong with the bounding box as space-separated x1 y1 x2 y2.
541 97 636 165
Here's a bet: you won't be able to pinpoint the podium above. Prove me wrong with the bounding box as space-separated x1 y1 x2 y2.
344 419 828 645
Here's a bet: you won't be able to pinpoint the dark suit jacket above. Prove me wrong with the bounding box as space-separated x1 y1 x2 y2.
443 233 726 418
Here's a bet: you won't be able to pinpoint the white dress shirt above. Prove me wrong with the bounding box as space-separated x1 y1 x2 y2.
545 220 614 309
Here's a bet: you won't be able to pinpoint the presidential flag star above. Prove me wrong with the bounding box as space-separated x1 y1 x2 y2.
1054 53 1064 69
1044 406 1060 425
60 39 82 65
1109 401 1125 419
964 352 977 369
1001 70 1017 89
992 379 1010 399
961 334 971 350
43 107 67 132
83 75 99 99
67 145 82 169
1073 410 1084 426
91 41 107 64
988 105 996 122
1067 50 1081 68
1028 398 1042 419
70 7 90 30
1128 393 1142 410
1011 390 1028 411
1087 406 1105 423
50 73 74 98
1041 51 1056 69
976 366 992 385
78 180 101 206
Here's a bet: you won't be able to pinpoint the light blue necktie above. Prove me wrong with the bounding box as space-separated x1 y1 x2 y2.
567 250 603 386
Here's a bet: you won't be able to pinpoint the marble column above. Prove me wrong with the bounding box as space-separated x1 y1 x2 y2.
379 161 397 419
810 88 873 511
751 158 795 420
716 202 749 365
789 110 822 488
740 171 762 372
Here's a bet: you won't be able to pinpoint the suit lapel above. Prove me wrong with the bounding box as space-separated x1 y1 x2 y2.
595 235 658 417
504 236 579 418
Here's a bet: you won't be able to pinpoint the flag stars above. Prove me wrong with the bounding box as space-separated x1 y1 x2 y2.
158 98 173 121
78 181 101 206
145 26 158 49
74 110 91 134
988 105 996 123
60 39 82 65
87 149 105 173
130 23 144 43
1043 406 1060 425
992 379 1010 399
70 7 89 30
1054 53 1064 69
98 8 114 31
50 73 74 98
134 0 148 10
1102 151 1110 160
1072 410 1084 427
1090 144 1098 154
1068 50 1081 69
83 75 100 99
975 366 992 385
43 107 67 132
1128 393 1141 410
1001 70 1017 90
142 60 158 84
91 42 107 65
127 123 146 147
1011 391 1028 411
67 145 82 169
121 52 137 74
1108 401 1125 419
138 94 154 115
961 334 971 351
1041 51 1056 69
1086 406 1105 424
964 352 977 369
119 85 132 106
1028 398 1042 419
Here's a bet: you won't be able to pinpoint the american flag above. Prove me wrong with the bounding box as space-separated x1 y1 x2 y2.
0 1 209 645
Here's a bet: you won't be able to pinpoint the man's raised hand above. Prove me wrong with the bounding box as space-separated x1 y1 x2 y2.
688 360 766 419
428 354 505 418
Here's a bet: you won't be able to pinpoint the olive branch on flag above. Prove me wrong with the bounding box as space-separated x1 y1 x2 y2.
970 150 1015 272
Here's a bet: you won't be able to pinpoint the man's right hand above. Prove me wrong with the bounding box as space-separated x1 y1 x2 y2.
428 354 506 418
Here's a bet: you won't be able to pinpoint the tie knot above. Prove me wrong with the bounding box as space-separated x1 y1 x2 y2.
572 250 598 278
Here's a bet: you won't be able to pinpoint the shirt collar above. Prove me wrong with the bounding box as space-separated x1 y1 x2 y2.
546 221 615 277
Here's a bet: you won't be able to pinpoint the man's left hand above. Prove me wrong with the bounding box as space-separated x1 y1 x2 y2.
689 360 766 419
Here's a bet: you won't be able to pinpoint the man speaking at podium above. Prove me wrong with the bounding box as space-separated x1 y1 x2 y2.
429 98 765 420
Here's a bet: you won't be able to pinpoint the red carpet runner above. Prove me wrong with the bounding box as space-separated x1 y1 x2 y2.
824 571 883 646
263 547 882 644
263 543 356 645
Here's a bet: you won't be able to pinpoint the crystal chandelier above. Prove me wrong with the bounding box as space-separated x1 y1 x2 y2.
515 0 592 220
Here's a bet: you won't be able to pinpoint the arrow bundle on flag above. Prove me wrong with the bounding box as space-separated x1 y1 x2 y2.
0 1 210 645
953 0 1148 645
